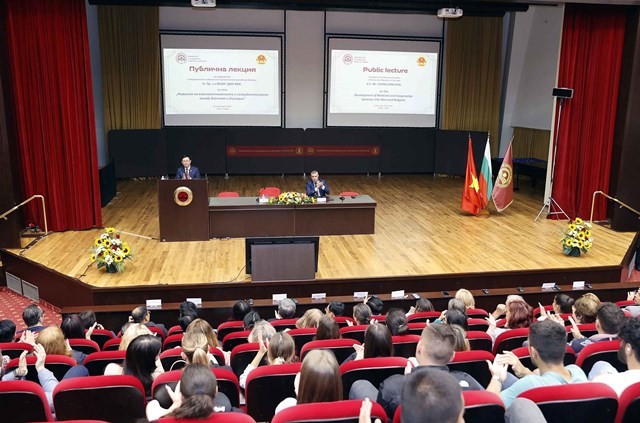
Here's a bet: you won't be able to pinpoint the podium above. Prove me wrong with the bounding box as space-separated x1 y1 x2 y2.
158 179 209 242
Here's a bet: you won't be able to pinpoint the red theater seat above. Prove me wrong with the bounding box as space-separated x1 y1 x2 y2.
407 311 441 323
340 357 408 400
83 350 126 376
466 331 493 352
300 339 361 364
462 390 506 423
0 380 54 422
492 328 530 355
217 321 245 341
5 354 77 384
0 341 33 359
272 399 387 423
391 335 421 358
221 330 251 352
245 362 301 422
617 381 640 423
271 318 299 331
89 329 115 350
448 350 494 387
339 325 369 343
68 338 101 355
575 339 626 375
163 333 184 350
230 342 263 378
152 368 241 409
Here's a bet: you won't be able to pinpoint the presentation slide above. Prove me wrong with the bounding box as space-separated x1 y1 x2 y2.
161 34 282 126
327 38 440 127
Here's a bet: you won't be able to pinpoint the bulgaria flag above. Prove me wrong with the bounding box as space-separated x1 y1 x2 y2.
493 138 514 212
478 135 492 209
461 137 482 216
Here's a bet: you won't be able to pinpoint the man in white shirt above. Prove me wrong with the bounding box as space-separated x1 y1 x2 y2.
591 316 640 396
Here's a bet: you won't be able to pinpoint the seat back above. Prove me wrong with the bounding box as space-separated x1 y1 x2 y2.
5 354 77 384
209 347 226 366
163 334 184 350
448 350 494 387
259 187 281 197
245 362 301 422
0 380 54 422
89 329 116 350
332 316 353 328
462 390 505 423
69 338 101 355
147 325 166 340
102 338 121 351
160 348 187 372
575 339 626 375
230 342 262 377
509 346 576 372
391 335 421 358
218 191 240 197
466 308 490 318
617 381 640 423
340 357 408 399
53 375 146 423
221 330 251 352
152 368 241 409
517 382 618 423
533 305 554 317
407 322 427 335
271 318 299 332
566 323 597 342
272 399 387 423
300 339 361 364
407 311 441 323
83 350 126 376
167 325 184 336
466 331 493 352
339 325 369 343
217 321 245 341
287 328 317 356
467 318 490 332
492 328 530 355
158 413 256 423
0 342 33 359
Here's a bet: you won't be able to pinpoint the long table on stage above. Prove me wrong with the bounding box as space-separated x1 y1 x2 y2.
209 195 376 238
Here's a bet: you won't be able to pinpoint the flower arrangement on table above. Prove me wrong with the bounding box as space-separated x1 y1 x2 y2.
90 227 133 272
561 217 593 257
268 192 316 205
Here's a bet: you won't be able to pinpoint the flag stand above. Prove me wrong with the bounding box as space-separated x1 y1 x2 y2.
535 95 571 222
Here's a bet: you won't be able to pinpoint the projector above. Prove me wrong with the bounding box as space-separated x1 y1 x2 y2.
191 0 216 7
437 8 463 18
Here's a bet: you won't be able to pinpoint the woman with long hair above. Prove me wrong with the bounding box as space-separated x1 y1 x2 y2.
351 303 372 326
105 334 163 396
315 315 340 340
185 318 228 365
296 308 323 329
275 349 343 414
343 323 393 364
239 331 296 389
487 299 533 344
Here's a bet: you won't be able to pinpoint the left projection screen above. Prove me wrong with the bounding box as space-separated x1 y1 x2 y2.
161 34 282 126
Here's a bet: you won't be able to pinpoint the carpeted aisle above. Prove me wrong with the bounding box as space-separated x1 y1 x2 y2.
0 288 61 329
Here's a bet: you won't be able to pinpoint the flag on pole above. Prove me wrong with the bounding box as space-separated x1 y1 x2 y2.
493 138 514 212
478 135 493 209
461 137 482 216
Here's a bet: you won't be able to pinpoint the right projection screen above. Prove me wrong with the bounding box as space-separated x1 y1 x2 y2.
327 37 441 127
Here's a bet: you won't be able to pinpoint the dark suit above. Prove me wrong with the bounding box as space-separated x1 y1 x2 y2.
176 166 201 180
306 179 330 197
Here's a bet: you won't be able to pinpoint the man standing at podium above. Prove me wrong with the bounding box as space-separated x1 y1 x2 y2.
176 155 201 180
306 170 330 197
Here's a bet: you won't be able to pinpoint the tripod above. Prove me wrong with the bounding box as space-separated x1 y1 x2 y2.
535 96 570 221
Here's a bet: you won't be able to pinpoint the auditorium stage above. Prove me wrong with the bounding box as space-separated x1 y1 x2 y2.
7 175 636 294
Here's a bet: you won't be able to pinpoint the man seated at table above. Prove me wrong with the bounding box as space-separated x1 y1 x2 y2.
305 170 330 198
176 155 201 180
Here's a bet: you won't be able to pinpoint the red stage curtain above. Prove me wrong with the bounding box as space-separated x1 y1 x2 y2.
4 0 101 231
551 5 625 221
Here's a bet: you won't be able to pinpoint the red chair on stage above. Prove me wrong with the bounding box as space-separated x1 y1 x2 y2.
218 191 240 197
340 357 408 399
466 331 493 352
68 338 101 355
217 321 245 341
617 381 640 423
245 362 301 422
272 399 387 423
300 339 361 364
259 187 281 197
575 339 626 375
517 382 618 423
339 191 360 197
0 380 54 422
448 350 494 387
391 335 421 358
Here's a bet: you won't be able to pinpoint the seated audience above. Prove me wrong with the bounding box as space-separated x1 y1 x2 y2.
490 295 525 319
349 323 482 419
275 298 297 320
407 298 435 316
79 310 115 337
450 324 470 352
179 331 219 368
60 315 95 364
146 363 230 420
325 300 345 317
455 288 476 309
247 320 276 343
487 298 533 343
118 323 153 351
37 326 74 360
401 368 464 423
366 296 384 316
385 309 410 336
590 316 640 394
572 293 601 324
19 304 46 335
231 300 252 321
130 305 168 337
296 308 323 329
105 334 163 396
239 331 296 389
185 318 227 365
275 349 342 414
315 315 340 340
343 323 393 364
243 311 261 331
568 302 624 354
553 293 575 314
488 319 587 407
178 301 198 332
443 309 469 331
624 289 640 317
434 299 467 325
0 319 16 343
349 303 372 326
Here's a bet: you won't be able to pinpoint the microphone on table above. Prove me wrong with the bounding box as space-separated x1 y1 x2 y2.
339 196 345 203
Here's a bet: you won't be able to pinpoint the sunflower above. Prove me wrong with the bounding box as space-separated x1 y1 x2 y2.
574 217 583 225
578 240 584 249
568 224 577 231
106 227 115 234
90 254 96 262
104 239 111 248
564 239 573 247
578 232 586 240
94 238 103 246
114 255 123 262
585 230 591 237
122 246 130 255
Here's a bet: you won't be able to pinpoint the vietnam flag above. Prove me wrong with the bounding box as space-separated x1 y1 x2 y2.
478 135 493 209
461 137 482 216
493 139 514 212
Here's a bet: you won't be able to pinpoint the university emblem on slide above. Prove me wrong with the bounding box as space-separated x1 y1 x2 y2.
295 147 304 156
417 57 426 67
256 54 267 64
495 164 513 188
176 52 187 64
343 54 353 65
174 186 194 207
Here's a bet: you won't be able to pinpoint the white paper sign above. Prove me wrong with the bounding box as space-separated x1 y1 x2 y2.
354 291 368 299
316 197 327 203
186 298 202 308
391 290 405 299
146 299 162 310
272 293 287 302
311 293 327 300
541 283 556 290
572 281 585 290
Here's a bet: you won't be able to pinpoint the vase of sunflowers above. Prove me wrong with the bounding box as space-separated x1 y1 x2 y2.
91 227 133 272
561 217 593 257
268 192 315 205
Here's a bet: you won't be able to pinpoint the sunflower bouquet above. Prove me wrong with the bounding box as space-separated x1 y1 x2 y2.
561 217 593 257
268 191 315 205
90 227 133 272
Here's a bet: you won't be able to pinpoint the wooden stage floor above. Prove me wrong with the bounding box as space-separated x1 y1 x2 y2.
14 175 636 288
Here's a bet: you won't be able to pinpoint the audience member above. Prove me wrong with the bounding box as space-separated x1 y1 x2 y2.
487 299 533 343
350 303 372 326
180 331 218 368
553 293 575 314
185 318 228 366
385 309 410 336
79 310 114 337
401 368 464 423
455 289 476 309
232 300 252 321
37 326 73 359
349 323 482 419
275 298 297 320
296 308 323 329
315 315 340 340
443 309 469 331
146 363 230 420
434 299 467 325
243 311 261 330
247 320 276 343
366 296 384 316
239 331 296 389
60 316 95 364
568 303 624 354
488 319 587 407
624 289 640 317
450 324 470 352
20 304 46 334
344 323 393 364
130 305 168 337
275 349 342 414
105 334 163 396
590 316 640 395
407 298 435 316
325 301 345 317
118 323 153 351
491 295 525 319
0 319 16 343
572 293 601 324
178 301 198 332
